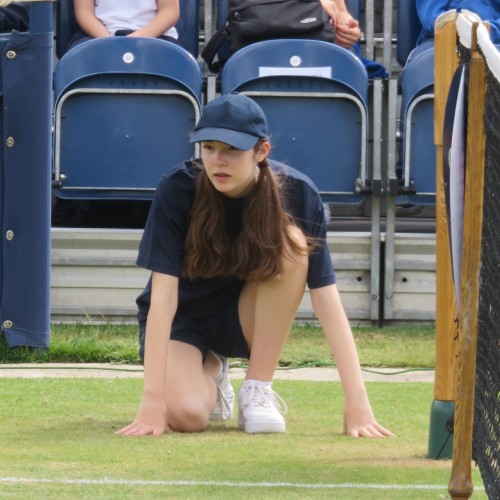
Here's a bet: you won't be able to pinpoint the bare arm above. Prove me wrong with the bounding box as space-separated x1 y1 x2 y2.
310 284 394 437
116 272 178 436
129 0 180 38
73 0 111 38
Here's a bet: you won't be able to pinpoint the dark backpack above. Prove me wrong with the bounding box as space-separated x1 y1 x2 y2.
201 0 335 73
0 3 29 33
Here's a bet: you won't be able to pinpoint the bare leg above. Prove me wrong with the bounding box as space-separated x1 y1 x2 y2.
166 226 307 432
165 341 219 432
238 226 308 381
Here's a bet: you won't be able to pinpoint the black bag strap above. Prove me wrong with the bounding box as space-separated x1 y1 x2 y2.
201 26 229 73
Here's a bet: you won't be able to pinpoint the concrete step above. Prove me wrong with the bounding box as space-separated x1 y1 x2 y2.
50 228 436 324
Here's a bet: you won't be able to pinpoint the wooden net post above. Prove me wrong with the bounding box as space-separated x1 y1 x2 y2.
448 19 487 500
429 11 459 459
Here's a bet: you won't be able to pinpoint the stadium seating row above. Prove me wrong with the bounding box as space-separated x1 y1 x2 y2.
52 0 436 219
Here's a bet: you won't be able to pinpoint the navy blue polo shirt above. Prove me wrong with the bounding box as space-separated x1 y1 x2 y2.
136 159 335 322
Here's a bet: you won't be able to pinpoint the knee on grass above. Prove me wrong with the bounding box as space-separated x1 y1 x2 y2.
167 396 211 433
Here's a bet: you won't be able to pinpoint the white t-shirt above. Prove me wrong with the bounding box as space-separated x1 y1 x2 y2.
95 0 178 38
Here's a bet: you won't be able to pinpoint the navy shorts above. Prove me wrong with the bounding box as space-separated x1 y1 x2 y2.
138 290 250 363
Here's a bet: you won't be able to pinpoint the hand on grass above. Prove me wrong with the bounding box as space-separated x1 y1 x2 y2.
343 398 395 438
116 396 168 437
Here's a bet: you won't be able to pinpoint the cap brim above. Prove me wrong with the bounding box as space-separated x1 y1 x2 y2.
189 127 260 150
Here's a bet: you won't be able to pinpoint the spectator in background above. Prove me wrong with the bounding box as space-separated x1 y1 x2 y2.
68 0 180 50
416 0 500 45
0 3 29 32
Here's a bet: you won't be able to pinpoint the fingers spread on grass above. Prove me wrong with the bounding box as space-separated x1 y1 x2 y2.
346 427 359 438
115 422 135 435
359 424 387 438
115 421 166 437
345 422 395 438
346 425 377 438
373 422 396 438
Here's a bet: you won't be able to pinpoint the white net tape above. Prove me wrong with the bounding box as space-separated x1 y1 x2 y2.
456 10 482 49
0 0 55 6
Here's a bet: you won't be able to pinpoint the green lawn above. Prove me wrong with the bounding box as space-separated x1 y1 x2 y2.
0 323 436 368
0 378 487 499
0 323 489 498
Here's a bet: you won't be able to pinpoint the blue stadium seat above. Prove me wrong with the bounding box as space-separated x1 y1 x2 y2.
56 0 200 59
53 36 202 200
55 0 79 59
395 1 436 208
399 46 435 205
396 0 423 67
220 39 369 204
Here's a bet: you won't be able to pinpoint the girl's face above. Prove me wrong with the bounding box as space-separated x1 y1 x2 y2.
201 140 269 198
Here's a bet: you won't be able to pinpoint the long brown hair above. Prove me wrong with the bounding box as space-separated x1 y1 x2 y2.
183 141 308 282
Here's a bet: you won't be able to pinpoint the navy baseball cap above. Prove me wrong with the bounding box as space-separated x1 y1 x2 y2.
189 94 269 150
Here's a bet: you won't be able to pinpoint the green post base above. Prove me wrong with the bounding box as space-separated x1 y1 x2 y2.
428 400 455 459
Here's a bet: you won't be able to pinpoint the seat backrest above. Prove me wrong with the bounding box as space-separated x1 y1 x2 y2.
53 37 202 201
176 0 200 58
346 0 361 23
400 47 435 200
221 38 368 101
55 0 79 59
401 46 434 111
220 39 369 202
396 0 423 67
56 0 200 59
54 36 202 99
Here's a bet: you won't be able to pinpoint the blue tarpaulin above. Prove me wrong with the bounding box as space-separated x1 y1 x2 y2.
0 3 53 347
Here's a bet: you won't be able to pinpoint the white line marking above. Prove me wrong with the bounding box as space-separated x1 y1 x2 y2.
0 477 484 491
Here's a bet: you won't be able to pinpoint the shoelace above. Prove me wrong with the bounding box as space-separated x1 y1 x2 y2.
246 383 288 415
211 352 233 420
216 379 233 420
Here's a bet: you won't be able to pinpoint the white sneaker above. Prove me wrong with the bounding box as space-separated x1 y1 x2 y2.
238 380 287 433
209 352 234 421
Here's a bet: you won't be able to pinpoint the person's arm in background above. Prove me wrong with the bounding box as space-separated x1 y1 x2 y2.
320 0 360 48
129 0 179 38
73 0 111 38
310 284 394 437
